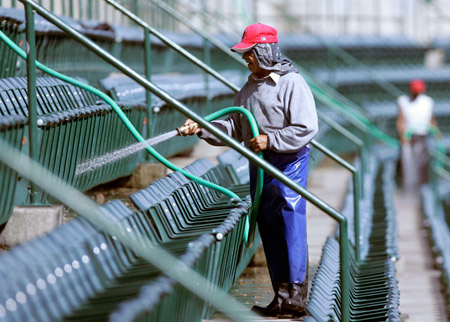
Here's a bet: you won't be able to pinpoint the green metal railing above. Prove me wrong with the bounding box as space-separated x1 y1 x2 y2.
132 0 400 153
317 109 367 191
310 139 361 262
309 30 403 97
105 0 240 93
429 141 450 214
0 137 259 322
103 1 363 319
15 0 354 319
24 2 41 204
0 28 240 203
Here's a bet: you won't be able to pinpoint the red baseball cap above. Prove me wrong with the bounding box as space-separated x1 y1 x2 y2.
231 23 278 53
410 79 426 94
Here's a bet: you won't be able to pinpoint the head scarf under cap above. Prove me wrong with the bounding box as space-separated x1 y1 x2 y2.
252 43 297 75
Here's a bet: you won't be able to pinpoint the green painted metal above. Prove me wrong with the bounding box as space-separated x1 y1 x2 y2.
147 0 399 150
317 109 366 191
147 0 245 71
105 0 241 93
0 137 259 322
25 3 41 205
69 0 74 17
203 106 263 245
311 139 361 262
203 38 212 114
0 29 240 203
144 28 152 144
304 29 404 98
15 2 352 319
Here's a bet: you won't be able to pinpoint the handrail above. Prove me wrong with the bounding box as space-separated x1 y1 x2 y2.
150 0 400 147
106 0 374 181
18 1 351 319
179 0 405 120
0 28 241 202
302 26 404 99
176 0 241 38
0 137 259 322
316 109 367 184
143 0 401 151
105 0 240 93
136 0 373 263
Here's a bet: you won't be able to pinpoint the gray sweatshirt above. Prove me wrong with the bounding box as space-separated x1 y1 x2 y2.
199 72 318 153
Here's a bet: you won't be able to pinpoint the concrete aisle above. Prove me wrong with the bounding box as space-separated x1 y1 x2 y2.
395 192 447 322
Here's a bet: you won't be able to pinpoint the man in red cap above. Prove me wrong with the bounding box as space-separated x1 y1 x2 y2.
181 23 318 317
397 79 440 191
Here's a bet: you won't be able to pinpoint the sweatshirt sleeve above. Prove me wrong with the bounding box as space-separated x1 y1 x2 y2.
197 113 243 146
267 74 318 153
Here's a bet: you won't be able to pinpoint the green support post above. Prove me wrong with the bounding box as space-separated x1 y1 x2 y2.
144 28 152 159
133 0 139 14
24 2 41 205
79 0 83 19
202 0 212 113
0 138 259 322
147 0 244 70
317 109 366 198
106 0 240 93
311 139 361 263
87 0 92 20
203 38 212 114
69 0 74 18
18 2 353 319
339 219 350 322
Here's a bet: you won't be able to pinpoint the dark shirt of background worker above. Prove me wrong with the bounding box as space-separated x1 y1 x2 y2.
396 79 439 192
180 23 318 317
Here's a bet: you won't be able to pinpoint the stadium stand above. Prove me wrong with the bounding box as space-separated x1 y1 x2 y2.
2 0 450 320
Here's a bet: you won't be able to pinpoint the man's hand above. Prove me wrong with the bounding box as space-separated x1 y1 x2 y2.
179 119 201 136
250 135 268 153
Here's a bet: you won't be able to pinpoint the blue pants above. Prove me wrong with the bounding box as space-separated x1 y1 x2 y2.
250 147 309 285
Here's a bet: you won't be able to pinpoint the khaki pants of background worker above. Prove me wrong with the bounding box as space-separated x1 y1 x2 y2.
401 134 429 194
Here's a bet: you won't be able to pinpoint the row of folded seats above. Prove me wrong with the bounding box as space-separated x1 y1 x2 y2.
421 180 450 320
0 151 258 321
312 66 450 105
4 7 448 86
306 146 401 321
0 7 247 84
0 70 243 227
278 35 429 70
0 76 145 226
311 66 450 142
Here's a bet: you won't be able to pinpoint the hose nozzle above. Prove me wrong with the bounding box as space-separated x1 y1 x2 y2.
176 122 198 136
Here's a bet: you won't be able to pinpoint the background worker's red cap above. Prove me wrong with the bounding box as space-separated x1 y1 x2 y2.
231 23 278 53
410 79 426 94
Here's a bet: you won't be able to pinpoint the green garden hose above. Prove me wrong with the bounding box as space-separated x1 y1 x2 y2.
202 107 264 245
0 30 254 234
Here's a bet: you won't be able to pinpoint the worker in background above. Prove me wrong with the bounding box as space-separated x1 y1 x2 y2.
396 79 440 193
180 23 318 317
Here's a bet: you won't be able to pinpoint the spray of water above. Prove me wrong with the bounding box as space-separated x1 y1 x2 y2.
75 130 179 176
